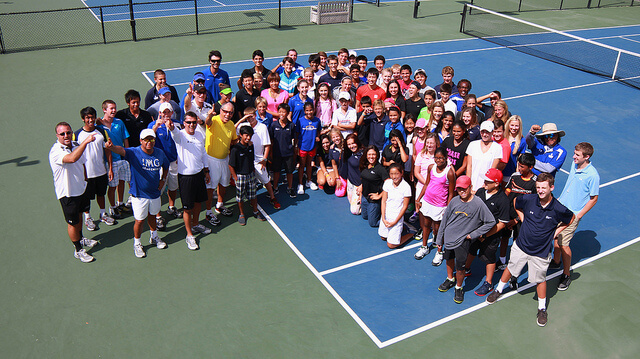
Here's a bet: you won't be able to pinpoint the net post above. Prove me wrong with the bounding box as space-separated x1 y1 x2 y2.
350 0 354 22
587 0 593 8
460 3 467 33
194 0 199 35
612 51 621 79
560 0 564 10
413 0 420 18
128 0 137 41
278 0 281 28
100 7 106 44
518 0 523 12
0 22 5 54
376 0 380 6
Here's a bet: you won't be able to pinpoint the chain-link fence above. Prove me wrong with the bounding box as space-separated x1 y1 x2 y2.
0 0 358 53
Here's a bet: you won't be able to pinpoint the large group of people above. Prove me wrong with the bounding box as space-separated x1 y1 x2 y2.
50 47 600 327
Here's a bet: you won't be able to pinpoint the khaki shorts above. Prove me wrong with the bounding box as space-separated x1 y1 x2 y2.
507 242 552 284
556 217 580 246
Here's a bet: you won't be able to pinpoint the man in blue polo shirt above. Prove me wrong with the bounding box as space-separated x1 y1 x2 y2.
203 50 230 104
552 142 599 290
486 173 574 327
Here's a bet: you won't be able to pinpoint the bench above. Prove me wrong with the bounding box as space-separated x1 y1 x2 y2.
310 1 352 25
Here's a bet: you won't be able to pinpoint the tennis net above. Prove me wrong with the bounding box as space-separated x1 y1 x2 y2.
460 4 640 90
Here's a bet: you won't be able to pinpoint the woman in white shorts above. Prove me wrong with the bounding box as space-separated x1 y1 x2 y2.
379 163 413 249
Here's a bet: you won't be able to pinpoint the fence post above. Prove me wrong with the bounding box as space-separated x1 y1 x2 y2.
100 7 107 44
518 0 523 12
413 0 420 18
278 0 282 28
559 0 565 10
129 0 137 41
460 3 467 33
350 0 354 22
194 0 199 35
0 22 5 54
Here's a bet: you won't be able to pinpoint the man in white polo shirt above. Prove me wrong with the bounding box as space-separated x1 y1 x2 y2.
49 122 99 263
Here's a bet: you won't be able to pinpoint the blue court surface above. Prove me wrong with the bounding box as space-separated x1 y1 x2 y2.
82 0 408 22
143 24 640 347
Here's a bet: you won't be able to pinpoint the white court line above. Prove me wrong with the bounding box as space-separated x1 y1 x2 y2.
620 35 640 45
81 0 101 22
319 242 422 276
212 0 226 5
600 171 640 188
256 204 385 348
379 235 640 347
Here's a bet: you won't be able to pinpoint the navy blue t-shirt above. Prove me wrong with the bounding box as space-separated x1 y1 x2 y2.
346 150 364 186
125 147 169 199
369 116 389 151
269 120 296 158
330 147 347 179
515 193 573 258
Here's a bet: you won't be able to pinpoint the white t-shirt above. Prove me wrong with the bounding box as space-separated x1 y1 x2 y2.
466 140 503 191
237 122 271 162
383 178 412 217
443 99 457 115
170 127 207 175
74 128 108 178
49 141 87 199
331 106 357 138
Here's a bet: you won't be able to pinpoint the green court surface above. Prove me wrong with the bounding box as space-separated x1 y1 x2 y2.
1 1 640 357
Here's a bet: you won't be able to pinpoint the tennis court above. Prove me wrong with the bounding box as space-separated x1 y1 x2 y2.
2 0 640 356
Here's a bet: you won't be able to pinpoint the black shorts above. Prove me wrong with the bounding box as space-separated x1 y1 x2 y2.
272 155 296 174
469 234 500 264
178 170 208 210
59 194 90 225
443 238 471 271
85 174 109 199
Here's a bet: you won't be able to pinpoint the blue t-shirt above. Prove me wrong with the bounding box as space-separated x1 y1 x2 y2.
256 111 273 127
296 116 321 152
369 116 389 151
347 150 364 186
148 122 178 163
383 121 406 149
279 71 300 94
98 119 129 161
203 67 230 104
269 120 296 158
558 162 600 213
124 147 169 199
289 95 313 125
515 193 574 258
330 147 347 179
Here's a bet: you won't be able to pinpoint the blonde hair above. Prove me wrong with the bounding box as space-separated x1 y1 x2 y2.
490 100 509 122
505 115 523 155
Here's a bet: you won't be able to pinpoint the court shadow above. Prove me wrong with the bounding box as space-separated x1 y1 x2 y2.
0 156 40 167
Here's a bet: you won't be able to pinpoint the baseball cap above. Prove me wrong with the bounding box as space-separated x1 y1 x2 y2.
192 72 205 82
455 175 472 189
158 87 171 95
139 129 156 140
483 168 503 183
338 91 351 101
414 68 427 77
480 120 494 132
159 102 173 113
348 50 357 57
193 83 206 93
415 118 427 128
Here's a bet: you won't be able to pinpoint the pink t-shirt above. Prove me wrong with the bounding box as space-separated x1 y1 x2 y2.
495 137 510 164
261 88 289 115
414 151 435 196
316 98 337 127
423 164 451 207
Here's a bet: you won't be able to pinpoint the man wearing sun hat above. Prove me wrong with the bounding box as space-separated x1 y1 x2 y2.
435 175 495 304
525 123 567 177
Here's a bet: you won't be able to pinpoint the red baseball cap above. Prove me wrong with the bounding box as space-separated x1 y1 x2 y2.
483 168 503 183
455 175 472 189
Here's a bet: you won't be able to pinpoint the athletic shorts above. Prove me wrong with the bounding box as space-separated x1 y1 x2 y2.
85 174 108 199
160 161 179 192
443 238 472 271
109 160 130 187
469 234 500 264
178 170 208 210
236 172 257 202
419 200 446 221
298 148 317 159
556 217 580 246
506 241 552 284
206 155 230 189
272 155 296 174
254 161 270 184
131 196 161 221
378 212 404 245
59 194 90 225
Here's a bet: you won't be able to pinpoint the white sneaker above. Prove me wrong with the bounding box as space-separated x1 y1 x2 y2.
297 184 304 195
432 250 444 266
307 181 318 190
74 248 94 263
150 235 167 249
186 235 199 250
133 243 146 258
85 217 97 231
80 237 98 249
192 224 212 234
414 245 430 260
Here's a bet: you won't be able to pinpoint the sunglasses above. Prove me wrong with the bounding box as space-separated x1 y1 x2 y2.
142 138 156 143
184 121 197 125
543 134 556 139
209 59 221 63
57 131 73 136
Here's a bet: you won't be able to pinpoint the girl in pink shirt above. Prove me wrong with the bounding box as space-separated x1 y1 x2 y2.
261 72 289 117
314 82 337 136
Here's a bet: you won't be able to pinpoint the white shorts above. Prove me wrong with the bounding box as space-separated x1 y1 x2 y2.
131 196 161 221
347 180 361 215
507 241 552 284
379 212 403 245
160 161 179 192
254 161 270 184
419 200 446 221
108 160 131 187
206 155 230 189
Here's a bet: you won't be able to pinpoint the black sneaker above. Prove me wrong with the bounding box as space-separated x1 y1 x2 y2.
486 289 502 304
495 259 507 271
288 187 296 198
549 260 561 269
453 287 464 304
557 274 572 291
156 216 166 231
110 206 123 219
537 309 548 327
273 186 280 195
118 203 132 213
509 276 519 291
464 267 472 277
167 206 183 219
253 211 266 221
438 278 455 292
206 213 221 226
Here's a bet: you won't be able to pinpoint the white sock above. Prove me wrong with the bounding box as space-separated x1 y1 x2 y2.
134 237 141 246
496 280 508 293
150 230 158 239
216 201 223 209
538 297 546 310
117 201 123 206
447 277 455 282
500 256 506 263
454 285 462 290
84 212 91 220
206 209 213 216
